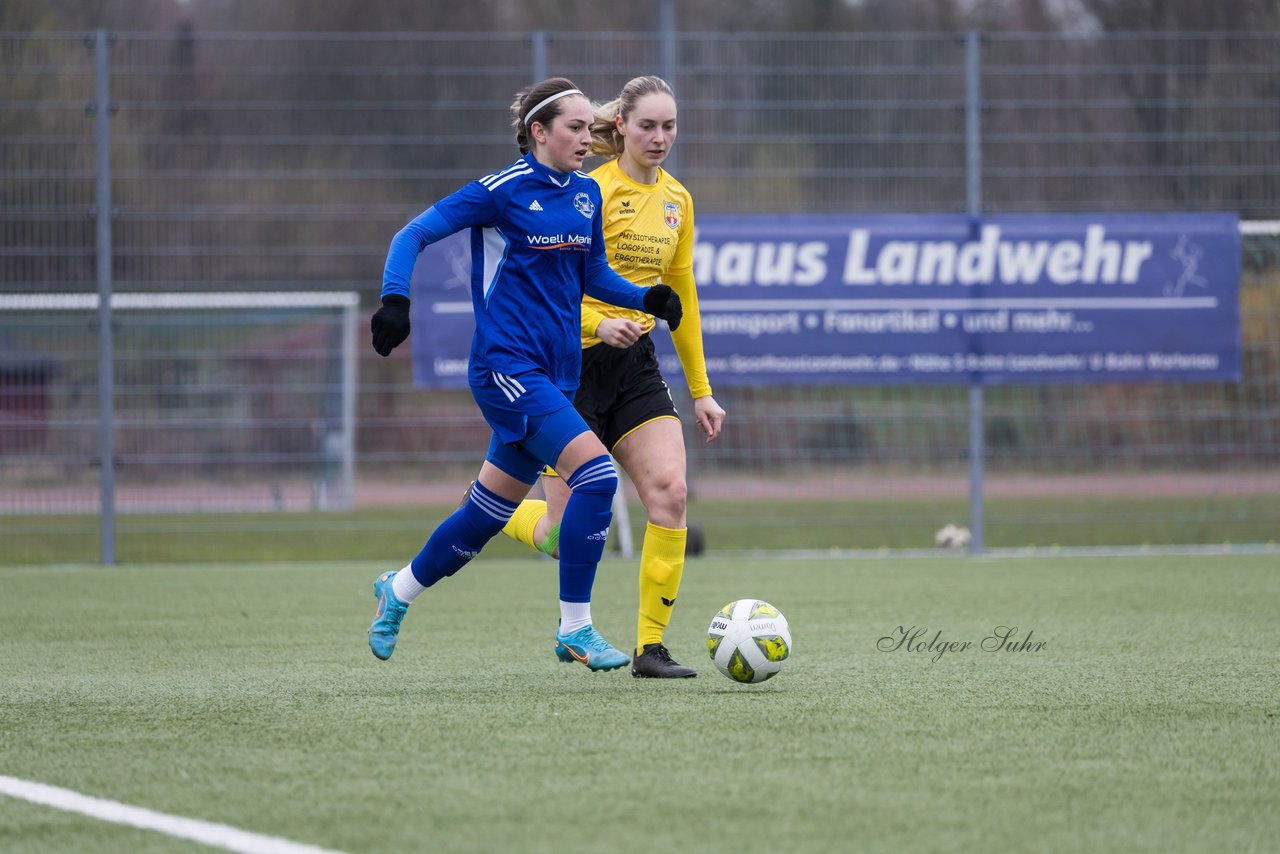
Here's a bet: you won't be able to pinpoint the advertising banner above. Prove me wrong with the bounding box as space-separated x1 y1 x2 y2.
411 213 1241 388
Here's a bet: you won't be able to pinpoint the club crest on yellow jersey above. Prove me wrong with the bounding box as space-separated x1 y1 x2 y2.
664 201 680 229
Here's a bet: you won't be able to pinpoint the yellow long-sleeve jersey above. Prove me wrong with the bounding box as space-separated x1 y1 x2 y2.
582 158 712 399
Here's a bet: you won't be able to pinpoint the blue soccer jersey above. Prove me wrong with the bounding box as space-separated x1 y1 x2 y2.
382 153 649 400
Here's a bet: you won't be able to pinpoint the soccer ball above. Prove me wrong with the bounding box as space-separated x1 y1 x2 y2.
707 599 792 684
934 523 972 550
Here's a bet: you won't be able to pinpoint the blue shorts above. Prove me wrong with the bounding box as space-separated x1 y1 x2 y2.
472 370 592 484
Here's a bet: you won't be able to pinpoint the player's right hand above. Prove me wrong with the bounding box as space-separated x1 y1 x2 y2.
371 294 411 356
642 284 682 331
596 317 644 349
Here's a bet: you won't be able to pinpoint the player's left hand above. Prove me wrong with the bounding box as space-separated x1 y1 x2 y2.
693 395 726 443
642 284 682 331
596 317 644 349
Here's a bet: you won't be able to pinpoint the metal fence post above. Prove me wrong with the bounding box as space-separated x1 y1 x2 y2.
531 30 548 83
92 29 117 565
965 30 985 555
658 0 678 175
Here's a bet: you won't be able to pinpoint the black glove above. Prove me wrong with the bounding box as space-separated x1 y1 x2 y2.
642 284 682 332
371 294 411 357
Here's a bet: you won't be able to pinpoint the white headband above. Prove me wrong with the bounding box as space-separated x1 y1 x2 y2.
524 89 583 126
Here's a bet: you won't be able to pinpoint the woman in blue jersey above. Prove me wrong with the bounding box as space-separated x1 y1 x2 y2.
365 77 683 671
503 77 724 678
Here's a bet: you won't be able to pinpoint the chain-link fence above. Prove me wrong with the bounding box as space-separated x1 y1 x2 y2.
2 30 1277 562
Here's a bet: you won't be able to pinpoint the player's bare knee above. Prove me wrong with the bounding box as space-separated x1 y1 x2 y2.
642 473 687 524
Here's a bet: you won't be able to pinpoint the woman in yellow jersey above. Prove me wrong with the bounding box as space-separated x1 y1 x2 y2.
503 75 725 678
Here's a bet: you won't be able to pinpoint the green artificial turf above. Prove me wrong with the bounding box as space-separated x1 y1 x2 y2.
1 555 1278 852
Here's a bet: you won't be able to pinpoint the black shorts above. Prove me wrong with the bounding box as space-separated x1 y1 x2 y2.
575 333 680 451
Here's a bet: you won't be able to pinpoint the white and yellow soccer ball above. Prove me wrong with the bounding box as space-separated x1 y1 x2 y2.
707 599 792 684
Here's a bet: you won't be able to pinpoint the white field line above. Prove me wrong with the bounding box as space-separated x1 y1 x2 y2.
0 775 348 854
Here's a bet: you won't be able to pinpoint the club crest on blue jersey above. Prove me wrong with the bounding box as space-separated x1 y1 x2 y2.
574 192 595 218
664 201 680 229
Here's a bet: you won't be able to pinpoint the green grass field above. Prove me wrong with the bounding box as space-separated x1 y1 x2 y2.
4 491 1279 564
2 554 1278 853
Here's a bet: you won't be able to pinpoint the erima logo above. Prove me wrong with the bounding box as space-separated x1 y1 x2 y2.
452 546 479 559
587 528 610 541
528 200 543 211
661 596 676 607
618 200 635 216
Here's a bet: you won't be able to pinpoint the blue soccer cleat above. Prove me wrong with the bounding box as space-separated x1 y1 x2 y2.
368 571 409 661
554 624 630 672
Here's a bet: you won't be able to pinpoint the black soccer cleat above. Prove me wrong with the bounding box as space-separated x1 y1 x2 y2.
630 643 697 679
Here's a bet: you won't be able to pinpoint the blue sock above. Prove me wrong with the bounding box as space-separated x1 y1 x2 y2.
408 482 517 588
558 455 618 604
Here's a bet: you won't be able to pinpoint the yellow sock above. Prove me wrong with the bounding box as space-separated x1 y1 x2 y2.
637 522 687 653
502 499 547 552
